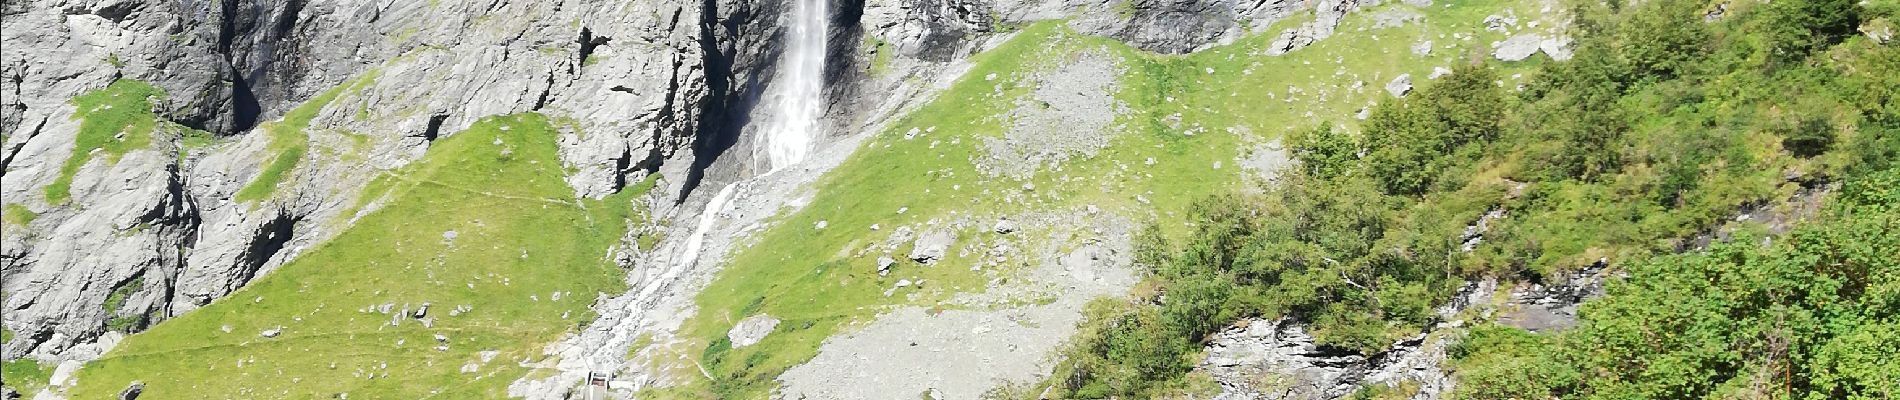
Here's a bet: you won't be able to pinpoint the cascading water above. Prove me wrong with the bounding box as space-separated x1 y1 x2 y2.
760 0 828 171
677 0 829 273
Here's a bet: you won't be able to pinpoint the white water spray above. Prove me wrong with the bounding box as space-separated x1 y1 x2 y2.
761 0 828 171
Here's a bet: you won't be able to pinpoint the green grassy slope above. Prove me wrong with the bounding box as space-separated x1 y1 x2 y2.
67 113 638 398
649 0 1551 396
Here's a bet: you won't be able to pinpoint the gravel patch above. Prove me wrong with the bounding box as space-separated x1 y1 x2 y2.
777 210 1138 400
979 52 1126 178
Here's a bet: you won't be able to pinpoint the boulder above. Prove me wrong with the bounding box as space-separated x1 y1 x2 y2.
118 381 145 400
1493 33 1543 61
877 256 897 275
1539 36 1575 61
1385 74 1413 97
727 314 781 348
908 230 956 265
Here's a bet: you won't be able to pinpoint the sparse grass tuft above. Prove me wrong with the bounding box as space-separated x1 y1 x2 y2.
3 203 36 227
234 72 381 203
46 80 164 204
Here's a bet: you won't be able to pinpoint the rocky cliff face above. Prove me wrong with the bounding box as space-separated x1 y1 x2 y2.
2 0 725 363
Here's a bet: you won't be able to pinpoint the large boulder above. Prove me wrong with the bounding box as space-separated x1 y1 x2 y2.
727 314 782 348
908 229 957 264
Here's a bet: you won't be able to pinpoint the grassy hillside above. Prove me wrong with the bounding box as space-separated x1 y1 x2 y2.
66 113 640 398
646 0 1557 396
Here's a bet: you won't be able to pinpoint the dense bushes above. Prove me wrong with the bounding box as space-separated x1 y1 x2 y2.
1453 169 1900 399
1041 0 1900 397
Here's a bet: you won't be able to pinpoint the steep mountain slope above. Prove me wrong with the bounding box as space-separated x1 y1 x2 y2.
2 0 1893 398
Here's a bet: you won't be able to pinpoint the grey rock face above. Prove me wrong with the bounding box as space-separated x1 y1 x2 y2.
1071 0 1287 54
1265 0 1359 55
869 0 996 61
4 0 719 364
1202 319 1370 400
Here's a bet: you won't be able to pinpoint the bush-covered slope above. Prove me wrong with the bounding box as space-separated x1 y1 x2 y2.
1038 0 1900 396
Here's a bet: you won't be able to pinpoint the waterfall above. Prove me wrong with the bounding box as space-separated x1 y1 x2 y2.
671 183 739 273
761 0 828 171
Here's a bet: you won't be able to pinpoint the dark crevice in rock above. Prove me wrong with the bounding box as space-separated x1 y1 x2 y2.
631 144 666 180
822 0 869 135
234 211 298 287
421 114 448 142
1 115 46 174
611 146 634 192
679 0 747 202
227 65 264 133
216 0 239 54
829 0 867 81
577 27 611 68
273 0 305 37
90 0 142 22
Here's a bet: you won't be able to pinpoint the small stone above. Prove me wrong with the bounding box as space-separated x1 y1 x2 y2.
895 279 913 288
1430 67 1454 79
118 381 145 400
814 220 828 230
877 256 896 275
261 327 283 338
992 219 1018 234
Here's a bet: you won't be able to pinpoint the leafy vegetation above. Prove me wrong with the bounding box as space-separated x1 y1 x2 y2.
1039 0 1900 396
46 79 164 204
1452 169 1900 399
69 113 643 398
